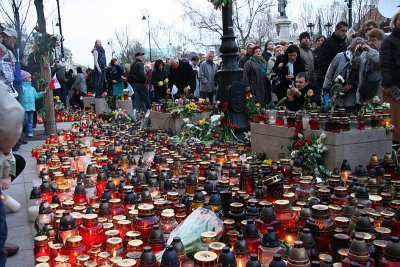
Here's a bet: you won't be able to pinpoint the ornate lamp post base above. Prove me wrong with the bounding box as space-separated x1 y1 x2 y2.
218 5 248 140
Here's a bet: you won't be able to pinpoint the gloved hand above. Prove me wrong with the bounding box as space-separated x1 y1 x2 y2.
1 177 11 190
1 152 11 190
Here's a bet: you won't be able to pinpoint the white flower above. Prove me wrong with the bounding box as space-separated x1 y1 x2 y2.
210 115 222 126
290 150 298 158
382 102 390 109
372 96 380 104
244 131 251 141
183 118 191 124
319 132 326 140
175 99 179 104
334 75 345 84
298 133 303 139
186 124 194 128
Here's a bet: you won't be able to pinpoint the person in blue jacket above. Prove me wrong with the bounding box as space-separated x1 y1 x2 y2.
21 70 46 137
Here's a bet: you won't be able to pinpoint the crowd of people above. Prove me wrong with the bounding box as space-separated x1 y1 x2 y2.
0 10 400 266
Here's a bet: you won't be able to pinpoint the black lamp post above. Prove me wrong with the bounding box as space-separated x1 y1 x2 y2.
55 0 65 61
324 22 333 36
218 3 247 139
345 0 353 28
317 16 322 35
142 9 152 62
306 22 315 37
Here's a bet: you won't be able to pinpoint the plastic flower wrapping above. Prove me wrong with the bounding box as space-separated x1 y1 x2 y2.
155 208 224 260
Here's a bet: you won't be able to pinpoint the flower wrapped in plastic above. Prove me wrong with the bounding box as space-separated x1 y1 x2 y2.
163 208 224 257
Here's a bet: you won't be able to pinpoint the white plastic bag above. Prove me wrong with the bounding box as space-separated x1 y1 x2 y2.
166 208 224 254
126 83 134 96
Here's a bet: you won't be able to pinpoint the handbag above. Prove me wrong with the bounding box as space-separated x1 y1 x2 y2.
358 60 379 100
270 72 282 94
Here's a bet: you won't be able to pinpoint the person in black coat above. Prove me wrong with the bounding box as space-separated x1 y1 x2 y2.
262 40 274 62
380 12 400 92
239 43 255 68
380 11 400 142
128 52 150 111
106 58 124 96
151 59 170 102
286 72 318 111
315 21 349 90
168 57 196 96
70 86 84 109
272 44 306 101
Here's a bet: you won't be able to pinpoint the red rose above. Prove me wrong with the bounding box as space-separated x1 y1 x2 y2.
294 139 307 150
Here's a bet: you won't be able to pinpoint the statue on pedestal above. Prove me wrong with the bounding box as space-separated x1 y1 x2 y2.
278 0 287 17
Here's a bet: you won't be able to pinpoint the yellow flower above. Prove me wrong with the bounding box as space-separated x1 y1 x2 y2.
198 118 206 126
158 81 164 86
164 78 169 83
180 131 187 138
185 102 197 111
307 89 314 97
263 159 272 166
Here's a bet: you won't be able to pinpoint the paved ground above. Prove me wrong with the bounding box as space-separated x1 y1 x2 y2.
5 122 73 267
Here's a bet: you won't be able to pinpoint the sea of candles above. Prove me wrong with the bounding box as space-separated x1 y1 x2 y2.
26 111 400 267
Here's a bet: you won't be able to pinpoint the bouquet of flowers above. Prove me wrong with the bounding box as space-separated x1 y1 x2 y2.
100 109 133 122
167 101 201 120
54 96 64 111
287 123 330 178
329 75 346 109
359 96 390 115
245 92 263 122
303 89 318 112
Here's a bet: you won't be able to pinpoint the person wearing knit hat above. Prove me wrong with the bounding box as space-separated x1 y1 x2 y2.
20 70 31 81
21 70 46 137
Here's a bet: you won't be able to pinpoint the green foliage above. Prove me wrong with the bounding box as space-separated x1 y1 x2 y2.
105 96 116 111
32 32 58 55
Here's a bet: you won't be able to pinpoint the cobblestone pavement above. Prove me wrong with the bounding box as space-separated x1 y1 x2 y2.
6 122 73 267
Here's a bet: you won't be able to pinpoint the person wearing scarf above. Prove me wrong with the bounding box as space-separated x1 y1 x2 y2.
242 46 272 104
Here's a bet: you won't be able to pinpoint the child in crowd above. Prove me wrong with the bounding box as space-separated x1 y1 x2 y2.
21 70 46 137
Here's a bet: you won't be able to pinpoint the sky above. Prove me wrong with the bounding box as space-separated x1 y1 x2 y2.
19 0 396 67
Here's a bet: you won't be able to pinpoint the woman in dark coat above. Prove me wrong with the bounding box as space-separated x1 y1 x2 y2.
272 44 305 101
151 59 170 102
380 11 400 141
106 58 124 96
242 46 272 104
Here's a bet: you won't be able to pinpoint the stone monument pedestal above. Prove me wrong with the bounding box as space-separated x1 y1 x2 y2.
275 16 291 40
94 98 110 115
116 100 133 116
250 123 392 170
83 97 95 112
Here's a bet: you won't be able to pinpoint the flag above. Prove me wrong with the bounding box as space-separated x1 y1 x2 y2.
48 74 61 90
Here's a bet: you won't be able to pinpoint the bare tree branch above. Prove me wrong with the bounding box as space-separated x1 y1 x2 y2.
113 27 145 64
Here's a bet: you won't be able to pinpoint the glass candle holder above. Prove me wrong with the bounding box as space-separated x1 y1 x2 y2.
63 236 86 266
34 236 50 259
106 237 125 258
79 214 104 250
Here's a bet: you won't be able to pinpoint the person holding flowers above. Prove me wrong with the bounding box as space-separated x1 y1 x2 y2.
151 59 170 102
